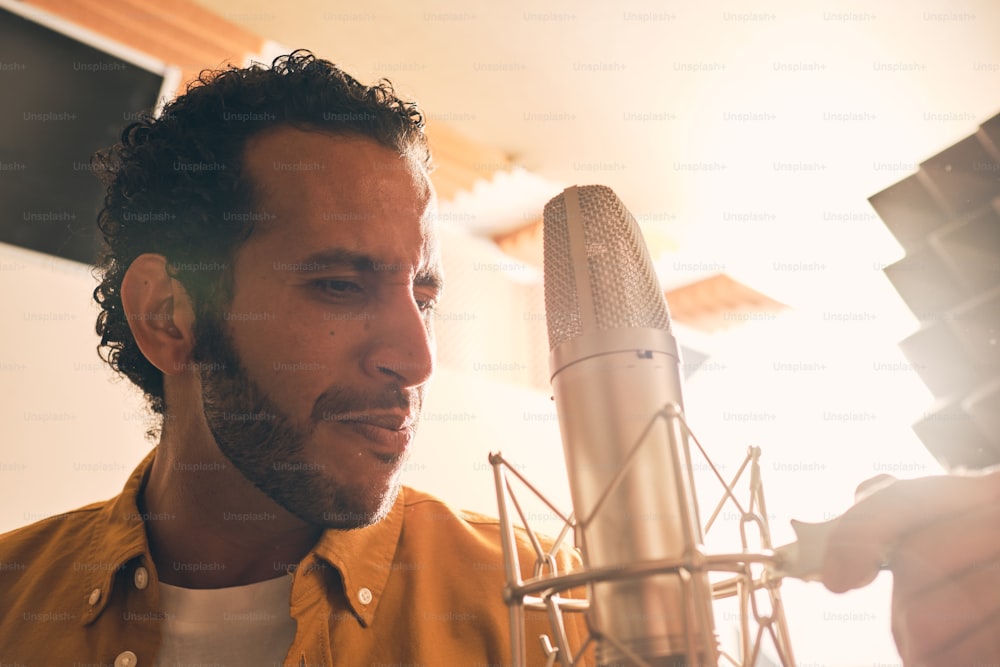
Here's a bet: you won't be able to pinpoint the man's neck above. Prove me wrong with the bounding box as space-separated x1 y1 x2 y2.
140 424 322 589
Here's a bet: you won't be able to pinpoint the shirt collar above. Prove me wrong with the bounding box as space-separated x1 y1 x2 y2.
80 447 156 626
307 487 405 627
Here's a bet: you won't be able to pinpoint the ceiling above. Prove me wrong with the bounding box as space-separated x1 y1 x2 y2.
200 0 1000 310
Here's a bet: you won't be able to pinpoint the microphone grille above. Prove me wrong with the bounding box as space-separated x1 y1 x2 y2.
543 185 671 351
541 191 584 349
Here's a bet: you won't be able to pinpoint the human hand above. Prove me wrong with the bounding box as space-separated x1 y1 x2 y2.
822 471 1000 666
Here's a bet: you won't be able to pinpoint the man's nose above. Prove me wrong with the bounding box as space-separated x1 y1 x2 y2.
362 290 435 389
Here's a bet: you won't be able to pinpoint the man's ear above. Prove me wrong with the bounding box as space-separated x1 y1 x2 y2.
120 254 197 376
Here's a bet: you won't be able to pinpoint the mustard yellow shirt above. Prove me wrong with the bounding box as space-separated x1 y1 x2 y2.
0 449 593 667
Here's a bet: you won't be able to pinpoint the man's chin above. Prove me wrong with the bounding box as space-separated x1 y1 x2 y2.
219 452 401 531
309 445 409 529
310 478 402 530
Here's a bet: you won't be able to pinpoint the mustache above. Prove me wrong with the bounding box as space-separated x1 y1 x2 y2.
309 385 417 424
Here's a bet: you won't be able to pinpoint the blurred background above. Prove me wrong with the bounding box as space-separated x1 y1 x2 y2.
2 0 999 664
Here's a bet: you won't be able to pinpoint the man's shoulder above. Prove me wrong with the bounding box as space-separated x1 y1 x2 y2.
0 498 116 619
0 499 110 561
1 451 152 578
400 486 513 537
399 486 580 565
397 486 594 664
401 486 502 525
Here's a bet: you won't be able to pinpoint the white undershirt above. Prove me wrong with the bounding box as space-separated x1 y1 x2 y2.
154 574 296 667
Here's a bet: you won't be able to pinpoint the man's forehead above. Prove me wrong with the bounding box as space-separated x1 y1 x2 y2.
244 127 430 204
417 204 443 283
238 126 441 277
242 128 430 217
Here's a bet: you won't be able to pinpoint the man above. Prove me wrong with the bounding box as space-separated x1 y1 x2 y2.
0 51 590 667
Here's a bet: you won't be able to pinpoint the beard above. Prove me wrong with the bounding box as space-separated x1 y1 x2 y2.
191 311 419 529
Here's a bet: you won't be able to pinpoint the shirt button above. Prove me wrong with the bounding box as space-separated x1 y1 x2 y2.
357 587 373 605
114 650 138 667
88 588 101 606
134 566 149 590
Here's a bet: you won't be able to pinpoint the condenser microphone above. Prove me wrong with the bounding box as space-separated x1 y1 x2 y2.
542 185 718 666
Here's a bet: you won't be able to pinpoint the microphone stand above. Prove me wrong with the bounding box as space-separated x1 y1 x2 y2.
490 405 798 667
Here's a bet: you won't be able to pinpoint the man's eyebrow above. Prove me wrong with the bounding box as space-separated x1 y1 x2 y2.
415 269 444 293
288 249 378 274
290 248 444 292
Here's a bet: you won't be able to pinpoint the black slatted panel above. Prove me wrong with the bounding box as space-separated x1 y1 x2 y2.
869 111 1000 471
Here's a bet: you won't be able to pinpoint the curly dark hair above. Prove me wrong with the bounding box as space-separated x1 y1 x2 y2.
92 49 430 416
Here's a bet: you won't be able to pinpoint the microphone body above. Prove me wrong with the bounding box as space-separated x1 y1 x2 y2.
543 185 717 666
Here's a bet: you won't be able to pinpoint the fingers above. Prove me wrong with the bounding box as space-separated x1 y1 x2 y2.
822 472 1000 594
854 473 896 502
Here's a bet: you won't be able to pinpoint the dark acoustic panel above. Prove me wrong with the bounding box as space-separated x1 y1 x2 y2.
899 322 988 398
883 245 973 321
965 380 1000 451
913 398 997 471
930 201 1000 293
870 110 1000 471
918 135 1000 218
945 286 1000 368
976 115 1000 161
868 174 949 253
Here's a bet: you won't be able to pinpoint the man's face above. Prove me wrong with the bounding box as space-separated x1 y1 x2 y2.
194 126 441 529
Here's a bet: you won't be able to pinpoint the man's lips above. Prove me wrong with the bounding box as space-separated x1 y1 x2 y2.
327 411 414 430
327 413 415 454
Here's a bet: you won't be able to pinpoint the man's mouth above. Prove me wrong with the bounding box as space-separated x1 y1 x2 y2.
329 411 414 431
326 412 415 455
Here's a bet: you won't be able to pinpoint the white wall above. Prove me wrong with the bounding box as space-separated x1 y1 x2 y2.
0 242 151 531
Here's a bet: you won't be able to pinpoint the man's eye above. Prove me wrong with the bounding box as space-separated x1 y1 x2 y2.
315 279 363 295
416 296 438 313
